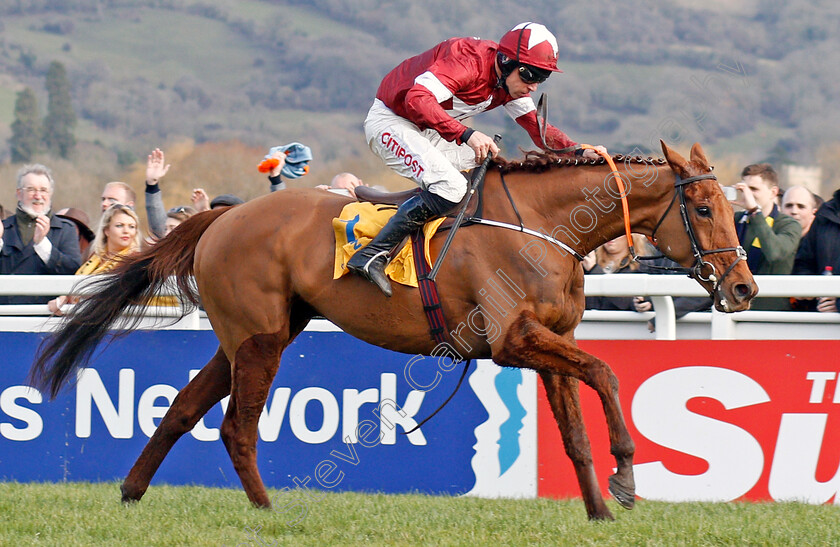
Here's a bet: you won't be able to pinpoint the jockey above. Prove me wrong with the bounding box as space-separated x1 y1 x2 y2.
348 22 607 296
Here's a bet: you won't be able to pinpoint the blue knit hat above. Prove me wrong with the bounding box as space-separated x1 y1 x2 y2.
265 142 313 179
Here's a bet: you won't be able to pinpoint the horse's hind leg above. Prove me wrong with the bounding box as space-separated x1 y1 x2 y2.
496 311 635 513
540 371 614 520
121 346 231 503
219 332 285 508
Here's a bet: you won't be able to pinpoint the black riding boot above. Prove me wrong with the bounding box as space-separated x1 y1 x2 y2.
347 193 452 297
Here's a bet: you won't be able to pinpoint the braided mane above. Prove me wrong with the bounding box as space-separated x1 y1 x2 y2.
492 150 667 174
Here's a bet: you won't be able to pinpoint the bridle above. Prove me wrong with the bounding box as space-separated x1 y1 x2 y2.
479 155 747 300
534 94 747 300
638 171 748 299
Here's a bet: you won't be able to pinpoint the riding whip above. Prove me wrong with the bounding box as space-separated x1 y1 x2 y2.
426 134 502 281
537 93 580 155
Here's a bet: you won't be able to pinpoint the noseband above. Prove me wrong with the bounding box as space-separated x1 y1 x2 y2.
642 172 747 298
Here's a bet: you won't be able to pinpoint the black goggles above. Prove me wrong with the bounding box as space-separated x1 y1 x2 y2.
517 64 551 84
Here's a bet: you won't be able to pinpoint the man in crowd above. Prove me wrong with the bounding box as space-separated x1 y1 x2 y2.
0 164 82 304
101 180 136 212
732 163 801 310
315 172 366 198
782 185 820 237
792 189 840 313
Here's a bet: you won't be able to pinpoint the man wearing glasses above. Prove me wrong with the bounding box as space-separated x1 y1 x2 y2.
349 22 606 296
0 164 82 304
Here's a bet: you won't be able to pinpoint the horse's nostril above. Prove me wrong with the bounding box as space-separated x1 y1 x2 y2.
734 283 752 300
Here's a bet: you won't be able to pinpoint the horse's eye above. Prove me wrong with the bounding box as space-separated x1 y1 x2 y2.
696 206 712 218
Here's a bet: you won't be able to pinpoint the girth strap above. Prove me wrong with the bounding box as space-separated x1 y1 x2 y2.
412 230 449 346
407 229 472 435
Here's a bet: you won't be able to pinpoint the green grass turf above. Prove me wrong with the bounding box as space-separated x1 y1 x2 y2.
1 481 838 546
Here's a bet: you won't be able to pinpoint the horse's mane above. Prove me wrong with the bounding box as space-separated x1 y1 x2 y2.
493 150 667 174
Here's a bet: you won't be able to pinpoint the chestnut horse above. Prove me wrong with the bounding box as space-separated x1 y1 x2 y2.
30 141 755 520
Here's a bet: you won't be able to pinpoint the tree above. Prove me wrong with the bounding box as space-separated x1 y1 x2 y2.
9 87 41 163
43 61 76 158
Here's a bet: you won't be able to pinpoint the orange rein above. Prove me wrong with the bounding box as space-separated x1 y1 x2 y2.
579 144 638 257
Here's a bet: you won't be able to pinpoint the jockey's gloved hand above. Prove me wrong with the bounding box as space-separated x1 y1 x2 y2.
581 146 608 160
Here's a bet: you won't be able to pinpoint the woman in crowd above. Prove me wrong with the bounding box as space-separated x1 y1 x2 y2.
164 205 197 236
48 204 141 315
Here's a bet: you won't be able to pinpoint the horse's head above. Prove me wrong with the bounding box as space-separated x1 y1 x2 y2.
655 141 757 312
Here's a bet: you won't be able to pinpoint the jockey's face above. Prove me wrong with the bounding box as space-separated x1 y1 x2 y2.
506 68 540 99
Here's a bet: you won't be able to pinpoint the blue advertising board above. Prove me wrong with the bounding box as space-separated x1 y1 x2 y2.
1 329 536 497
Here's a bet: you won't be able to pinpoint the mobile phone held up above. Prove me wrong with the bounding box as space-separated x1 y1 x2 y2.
722 186 738 201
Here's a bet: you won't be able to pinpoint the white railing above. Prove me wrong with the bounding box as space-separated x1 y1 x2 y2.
0 275 203 331
582 274 840 340
0 275 838 339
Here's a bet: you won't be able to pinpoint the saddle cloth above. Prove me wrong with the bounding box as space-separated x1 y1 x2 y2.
332 202 445 287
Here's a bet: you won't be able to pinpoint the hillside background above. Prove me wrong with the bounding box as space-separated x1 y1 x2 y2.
1 0 840 224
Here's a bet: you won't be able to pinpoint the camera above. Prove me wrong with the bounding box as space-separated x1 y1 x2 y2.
721 186 738 201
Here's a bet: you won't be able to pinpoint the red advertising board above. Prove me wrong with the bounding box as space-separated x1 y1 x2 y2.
538 340 840 503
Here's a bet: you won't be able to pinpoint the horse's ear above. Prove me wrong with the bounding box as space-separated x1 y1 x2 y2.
660 140 689 176
689 142 709 168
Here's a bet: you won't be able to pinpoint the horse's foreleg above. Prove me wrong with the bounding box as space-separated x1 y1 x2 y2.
121 346 232 503
219 332 284 508
540 371 613 520
496 311 635 511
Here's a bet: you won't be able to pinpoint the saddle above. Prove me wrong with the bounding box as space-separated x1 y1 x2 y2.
354 173 484 231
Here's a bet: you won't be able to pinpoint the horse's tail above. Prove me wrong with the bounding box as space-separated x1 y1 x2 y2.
29 207 230 399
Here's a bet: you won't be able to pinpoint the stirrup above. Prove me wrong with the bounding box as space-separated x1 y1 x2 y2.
358 250 389 274
348 251 393 297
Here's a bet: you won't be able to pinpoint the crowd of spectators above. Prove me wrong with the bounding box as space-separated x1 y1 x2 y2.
0 143 362 311
583 162 839 322
1 152 838 317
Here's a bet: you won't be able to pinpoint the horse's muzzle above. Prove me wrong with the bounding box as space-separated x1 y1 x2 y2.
716 280 757 312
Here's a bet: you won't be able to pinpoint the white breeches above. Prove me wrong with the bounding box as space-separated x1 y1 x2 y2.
364 99 477 203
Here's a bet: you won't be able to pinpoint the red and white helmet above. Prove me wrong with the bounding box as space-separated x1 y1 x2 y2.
498 22 561 73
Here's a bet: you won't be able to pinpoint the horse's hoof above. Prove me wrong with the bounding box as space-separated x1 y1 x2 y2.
589 508 615 521
249 499 273 510
608 474 635 510
120 483 142 505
